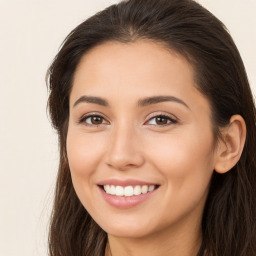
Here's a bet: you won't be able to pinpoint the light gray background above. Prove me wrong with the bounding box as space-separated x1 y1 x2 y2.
0 1 255 255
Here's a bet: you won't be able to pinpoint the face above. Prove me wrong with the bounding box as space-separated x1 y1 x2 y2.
67 40 217 239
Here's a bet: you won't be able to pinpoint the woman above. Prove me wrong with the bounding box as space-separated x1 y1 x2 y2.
46 0 256 255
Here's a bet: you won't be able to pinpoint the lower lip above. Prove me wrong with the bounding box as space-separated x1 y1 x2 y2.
99 186 158 209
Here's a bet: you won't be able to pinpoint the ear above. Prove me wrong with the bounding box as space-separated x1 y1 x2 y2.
214 115 246 174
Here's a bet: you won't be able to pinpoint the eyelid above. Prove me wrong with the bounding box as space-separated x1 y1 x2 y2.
144 112 178 126
78 112 110 126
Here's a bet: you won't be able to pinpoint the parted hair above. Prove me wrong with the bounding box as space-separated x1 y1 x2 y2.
46 0 256 255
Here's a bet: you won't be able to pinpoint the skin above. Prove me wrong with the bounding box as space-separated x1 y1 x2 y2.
66 40 246 256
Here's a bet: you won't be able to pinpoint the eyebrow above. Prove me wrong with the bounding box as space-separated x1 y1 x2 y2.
138 95 189 108
73 95 109 107
73 95 190 109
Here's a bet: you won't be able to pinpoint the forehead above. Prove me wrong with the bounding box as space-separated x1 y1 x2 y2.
72 41 194 93
70 40 210 115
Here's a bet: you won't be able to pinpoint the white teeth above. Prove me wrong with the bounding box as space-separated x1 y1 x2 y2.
141 185 148 194
110 185 115 195
148 185 155 192
116 186 124 196
124 186 133 196
103 184 157 196
105 185 110 192
134 185 142 195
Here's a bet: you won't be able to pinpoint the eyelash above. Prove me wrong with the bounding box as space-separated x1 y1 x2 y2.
78 113 108 127
147 114 178 126
78 112 178 128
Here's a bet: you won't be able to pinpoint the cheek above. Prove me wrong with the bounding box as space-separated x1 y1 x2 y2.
66 128 110 219
145 126 215 194
66 129 105 178
149 125 214 171
66 128 107 211
144 130 214 224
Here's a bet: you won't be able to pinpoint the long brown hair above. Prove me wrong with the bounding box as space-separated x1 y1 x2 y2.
46 0 256 255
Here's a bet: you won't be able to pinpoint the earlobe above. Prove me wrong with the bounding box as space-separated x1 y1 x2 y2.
214 115 246 174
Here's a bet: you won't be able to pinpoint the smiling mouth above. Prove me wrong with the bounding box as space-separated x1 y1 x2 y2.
99 184 160 197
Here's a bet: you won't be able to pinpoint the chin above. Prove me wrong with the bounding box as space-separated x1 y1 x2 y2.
106 227 152 239
99 217 160 239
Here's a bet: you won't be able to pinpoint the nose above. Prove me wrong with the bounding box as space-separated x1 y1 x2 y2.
105 123 145 171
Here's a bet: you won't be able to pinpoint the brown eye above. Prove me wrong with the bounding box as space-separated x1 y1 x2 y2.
90 116 104 125
147 114 177 126
155 116 169 125
79 115 108 126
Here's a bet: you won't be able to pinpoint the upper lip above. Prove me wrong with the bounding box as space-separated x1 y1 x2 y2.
98 179 159 187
